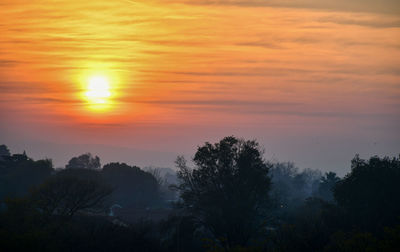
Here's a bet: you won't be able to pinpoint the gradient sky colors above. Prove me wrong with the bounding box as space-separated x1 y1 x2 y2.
1 0 399 174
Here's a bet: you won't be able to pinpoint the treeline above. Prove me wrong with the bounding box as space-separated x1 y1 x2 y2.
0 151 170 209
0 138 399 251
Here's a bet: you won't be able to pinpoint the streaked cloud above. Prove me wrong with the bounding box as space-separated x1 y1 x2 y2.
171 0 400 14
0 0 399 171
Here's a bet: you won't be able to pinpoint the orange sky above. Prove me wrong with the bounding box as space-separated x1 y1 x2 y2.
1 0 399 173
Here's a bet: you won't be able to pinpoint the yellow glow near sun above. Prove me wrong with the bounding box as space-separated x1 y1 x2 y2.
77 63 122 113
86 76 111 104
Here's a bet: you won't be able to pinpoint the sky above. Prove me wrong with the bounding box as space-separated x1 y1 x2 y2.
0 0 399 175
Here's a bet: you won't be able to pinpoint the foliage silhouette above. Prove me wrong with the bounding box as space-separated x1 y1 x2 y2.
0 151 53 200
30 168 112 218
315 172 341 202
334 154 400 232
0 144 10 160
66 153 101 170
174 136 272 248
0 142 399 251
102 162 160 207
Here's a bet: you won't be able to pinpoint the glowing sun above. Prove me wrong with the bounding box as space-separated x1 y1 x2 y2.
85 76 111 104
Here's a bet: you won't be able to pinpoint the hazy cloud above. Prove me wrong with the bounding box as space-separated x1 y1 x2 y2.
318 16 400 28
171 0 400 14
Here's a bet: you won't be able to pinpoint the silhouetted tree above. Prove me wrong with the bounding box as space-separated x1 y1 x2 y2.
316 172 340 202
0 198 166 252
0 153 53 200
102 162 160 207
270 198 338 252
0 144 10 161
30 168 112 218
144 166 178 202
65 153 101 170
146 167 166 189
175 136 271 248
334 154 400 231
293 168 321 200
269 163 321 214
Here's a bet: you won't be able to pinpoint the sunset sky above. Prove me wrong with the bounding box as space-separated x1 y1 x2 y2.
1 0 399 174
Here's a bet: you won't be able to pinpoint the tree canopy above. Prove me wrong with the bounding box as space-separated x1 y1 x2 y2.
0 151 53 200
102 162 160 207
30 168 112 218
0 145 10 160
175 136 272 248
66 153 101 170
316 172 341 202
334 155 400 231
1 141 399 251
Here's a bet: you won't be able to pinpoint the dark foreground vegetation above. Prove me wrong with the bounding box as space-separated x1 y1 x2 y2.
0 137 399 251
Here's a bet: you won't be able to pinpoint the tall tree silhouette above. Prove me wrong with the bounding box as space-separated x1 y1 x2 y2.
175 136 271 248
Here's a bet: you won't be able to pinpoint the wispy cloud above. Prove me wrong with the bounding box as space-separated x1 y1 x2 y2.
0 0 399 140
170 0 400 14
318 15 400 28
